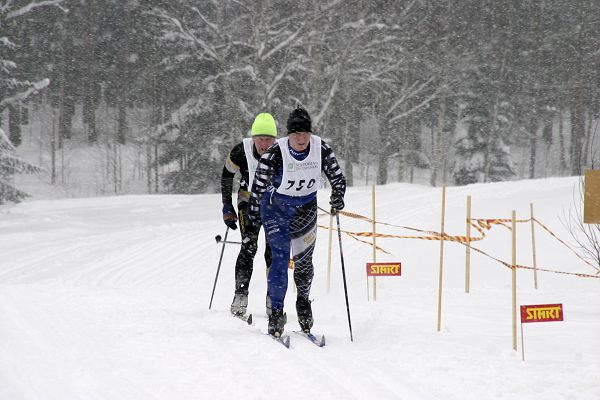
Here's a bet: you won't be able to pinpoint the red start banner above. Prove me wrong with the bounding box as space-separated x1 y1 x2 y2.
366 262 402 276
520 304 564 323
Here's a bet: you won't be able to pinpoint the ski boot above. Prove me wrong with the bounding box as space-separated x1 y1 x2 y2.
268 308 286 337
230 293 248 316
296 296 313 333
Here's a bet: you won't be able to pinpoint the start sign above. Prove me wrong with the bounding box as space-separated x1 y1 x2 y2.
366 262 401 276
520 304 564 323
519 303 564 361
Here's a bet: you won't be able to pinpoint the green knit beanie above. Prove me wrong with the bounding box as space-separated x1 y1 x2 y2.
251 113 277 137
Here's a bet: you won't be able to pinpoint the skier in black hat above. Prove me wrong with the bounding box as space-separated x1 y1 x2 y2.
246 106 346 337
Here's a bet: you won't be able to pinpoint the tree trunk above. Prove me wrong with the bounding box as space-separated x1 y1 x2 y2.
528 118 538 179
146 140 152 194
570 88 585 176
558 107 567 172
8 106 21 147
51 109 57 185
343 121 354 187
154 143 159 193
117 102 127 145
377 121 389 185
484 99 500 182
430 99 446 187
377 152 388 185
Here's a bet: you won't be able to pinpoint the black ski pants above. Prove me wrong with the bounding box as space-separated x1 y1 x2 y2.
234 200 272 295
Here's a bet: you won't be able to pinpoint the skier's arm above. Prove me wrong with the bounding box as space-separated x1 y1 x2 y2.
321 140 346 194
321 140 346 210
220 143 245 205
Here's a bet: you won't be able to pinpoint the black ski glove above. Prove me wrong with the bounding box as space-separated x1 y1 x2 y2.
222 203 238 230
330 190 345 212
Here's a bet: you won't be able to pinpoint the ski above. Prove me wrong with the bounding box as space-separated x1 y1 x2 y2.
294 331 325 347
234 313 252 325
269 333 291 348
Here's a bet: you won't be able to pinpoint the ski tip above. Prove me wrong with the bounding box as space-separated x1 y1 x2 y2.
247 314 253 325
283 335 291 348
320 335 326 347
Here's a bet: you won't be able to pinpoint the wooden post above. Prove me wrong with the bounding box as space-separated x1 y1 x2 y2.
512 210 517 351
437 186 446 332
327 213 333 293
465 195 472 293
530 203 538 290
372 184 377 301
520 319 525 361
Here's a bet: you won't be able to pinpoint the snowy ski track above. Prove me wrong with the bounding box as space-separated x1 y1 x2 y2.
1 179 599 400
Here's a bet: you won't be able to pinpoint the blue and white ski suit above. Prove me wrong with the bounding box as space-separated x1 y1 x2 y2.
247 135 346 311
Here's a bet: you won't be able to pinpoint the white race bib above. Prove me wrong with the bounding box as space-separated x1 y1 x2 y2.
242 138 259 187
276 135 322 197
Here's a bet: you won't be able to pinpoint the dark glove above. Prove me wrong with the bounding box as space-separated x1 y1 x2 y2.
222 203 238 230
330 190 345 212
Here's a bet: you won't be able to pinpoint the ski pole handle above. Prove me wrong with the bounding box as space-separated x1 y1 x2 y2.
215 235 242 245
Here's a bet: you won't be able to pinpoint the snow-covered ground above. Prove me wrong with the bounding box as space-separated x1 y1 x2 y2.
1 177 598 400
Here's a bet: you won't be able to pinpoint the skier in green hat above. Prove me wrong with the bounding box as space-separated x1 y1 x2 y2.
221 112 277 317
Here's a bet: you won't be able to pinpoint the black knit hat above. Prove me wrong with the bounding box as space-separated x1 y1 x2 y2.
286 105 312 134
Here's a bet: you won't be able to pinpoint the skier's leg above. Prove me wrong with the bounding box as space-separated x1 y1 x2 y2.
230 201 257 315
264 240 273 315
291 200 317 331
233 202 259 295
262 207 291 311
262 200 293 335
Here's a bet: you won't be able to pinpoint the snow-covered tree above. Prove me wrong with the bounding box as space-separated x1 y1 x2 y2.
0 0 64 203
0 127 41 203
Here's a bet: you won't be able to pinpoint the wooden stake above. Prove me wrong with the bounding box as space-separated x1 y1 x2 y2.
437 186 446 332
512 210 517 351
372 184 377 301
520 319 525 361
530 203 538 290
326 213 333 293
465 195 472 293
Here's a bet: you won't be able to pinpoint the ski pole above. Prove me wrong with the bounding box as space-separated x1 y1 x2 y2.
215 234 242 245
209 226 229 310
317 205 331 215
335 210 354 342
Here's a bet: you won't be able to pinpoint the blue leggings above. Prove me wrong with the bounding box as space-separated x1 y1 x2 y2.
261 196 317 310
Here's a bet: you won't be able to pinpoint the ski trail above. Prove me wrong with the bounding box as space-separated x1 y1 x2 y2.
0 289 164 400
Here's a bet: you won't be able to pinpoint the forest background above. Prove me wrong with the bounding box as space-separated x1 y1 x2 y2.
1 0 599 202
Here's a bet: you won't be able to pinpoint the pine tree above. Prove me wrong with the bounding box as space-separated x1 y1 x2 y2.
0 128 41 204
0 0 65 203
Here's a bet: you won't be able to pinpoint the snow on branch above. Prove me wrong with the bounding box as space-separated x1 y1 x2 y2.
0 78 49 109
0 37 16 49
190 6 219 34
385 76 435 119
151 9 219 62
260 25 304 61
265 61 299 101
1 59 17 73
313 78 339 128
388 91 439 124
203 65 255 84
6 0 65 19
0 127 15 151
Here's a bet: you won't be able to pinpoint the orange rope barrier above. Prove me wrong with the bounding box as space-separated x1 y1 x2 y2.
533 218 600 273
318 209 600 279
